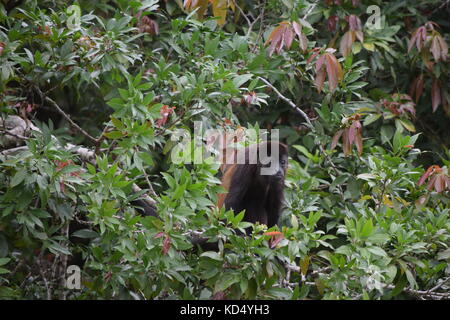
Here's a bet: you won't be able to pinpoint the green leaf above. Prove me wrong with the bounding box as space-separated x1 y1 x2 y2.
0 258 10 266
214 273 240 292
71 229 99 239
363 114 381 126
233 74 253 88
10 170 27 187
200 251 222 261
399 119 416 133
366 246 387 257
104 131 125 139
360 219 373 238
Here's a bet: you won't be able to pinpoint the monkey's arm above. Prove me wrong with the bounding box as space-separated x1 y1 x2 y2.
223 164 256 212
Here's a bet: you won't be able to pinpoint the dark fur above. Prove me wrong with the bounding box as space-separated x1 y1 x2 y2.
223 141 288 230
192 141 288 250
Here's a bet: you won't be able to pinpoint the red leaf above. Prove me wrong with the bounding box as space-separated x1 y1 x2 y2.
342 129 351 155
348 122 356 145
408 29 418 53
427 175 437 191
339 31 355 57
315 54 326 72
409 74 424 103
298 32 308 51
315 68 326 93
327 16 339 32
283 27 294 50
330 129 344 150
415 27 426 51
325 53 342 91
269 236 284 249
418 165 440 186
162 235 171 255
437 36 448 61
292 21 302 38
434 175 445 193
348 15 362 31
355 30 364 43
431 36 441 62
264 231 283 236
212 291 227 300
354 126 363 155
266 24 286 57
154 232 165 239
307 47 322 64
431 79 441 112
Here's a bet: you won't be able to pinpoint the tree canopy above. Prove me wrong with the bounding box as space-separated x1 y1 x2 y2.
0 0 449 300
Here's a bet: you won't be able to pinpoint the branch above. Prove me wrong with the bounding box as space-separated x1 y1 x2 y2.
257 76 313 128
0 115 156 208
34 86 99 145
234 1 260 39
303 1 319 20
256 77 345 197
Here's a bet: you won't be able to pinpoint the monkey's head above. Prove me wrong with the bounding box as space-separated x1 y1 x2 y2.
254 141 288 186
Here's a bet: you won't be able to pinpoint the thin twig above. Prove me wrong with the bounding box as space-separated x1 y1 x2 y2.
257 76 313 128
234 1 260 39
34 86 98 144
257 76 345 197
303 1 319 20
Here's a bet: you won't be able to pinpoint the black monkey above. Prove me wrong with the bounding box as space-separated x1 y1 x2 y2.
218 140 288 230
132 141 288 250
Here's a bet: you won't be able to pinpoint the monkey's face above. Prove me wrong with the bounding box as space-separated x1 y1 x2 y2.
257 153 288 185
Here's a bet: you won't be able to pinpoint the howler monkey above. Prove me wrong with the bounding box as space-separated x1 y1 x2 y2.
132 140 288 250
218 140 288 230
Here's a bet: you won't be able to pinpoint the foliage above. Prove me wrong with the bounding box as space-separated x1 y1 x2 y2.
0 0 449 300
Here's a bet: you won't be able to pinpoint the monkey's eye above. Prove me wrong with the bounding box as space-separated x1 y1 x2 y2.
280 159 286 166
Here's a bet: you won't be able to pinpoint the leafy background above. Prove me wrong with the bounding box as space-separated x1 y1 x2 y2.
0 0 449 300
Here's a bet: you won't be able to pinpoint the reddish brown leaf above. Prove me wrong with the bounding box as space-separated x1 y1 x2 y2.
269 236 284 249
354 126 363 155
307 47 322 64
154 231 165 239
264 231 283 236
315 67 326 93
418 165 441 186
408 29 418 53
340 31 355 57
355 30 364 43
348 15 362 31
437 36 448 61
283 27 295 50
342 129 351 155
434 175 445 193
298 32 308 51
348 122 356 145
431 36 441 62
266 24 285 57
212 291 227 300
415 27 426 51
327 16 339 32
330 129 344 150
315 54 326 72
325 53 343 91
292 21 302 38
427 175 437 191
162 235 171 255
431 79 441 112
409 74 424 103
